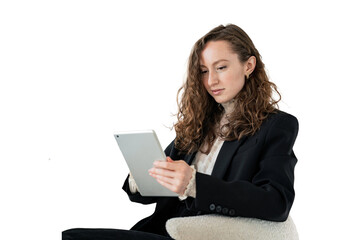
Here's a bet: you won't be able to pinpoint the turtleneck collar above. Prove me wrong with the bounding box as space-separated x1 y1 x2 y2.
219 100 235 128
221 99 235 115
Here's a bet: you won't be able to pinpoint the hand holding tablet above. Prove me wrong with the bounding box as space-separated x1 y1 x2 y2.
114 130 178 197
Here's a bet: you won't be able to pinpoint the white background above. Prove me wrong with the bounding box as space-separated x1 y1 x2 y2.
1 0 359 239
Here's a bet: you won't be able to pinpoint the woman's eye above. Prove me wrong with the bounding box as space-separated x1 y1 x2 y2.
200 70 208 74
217 66 227 71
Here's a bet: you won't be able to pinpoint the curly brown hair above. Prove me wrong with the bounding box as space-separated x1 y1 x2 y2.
174 24 281 154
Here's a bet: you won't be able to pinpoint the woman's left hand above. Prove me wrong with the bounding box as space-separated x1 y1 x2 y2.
149 157 193 195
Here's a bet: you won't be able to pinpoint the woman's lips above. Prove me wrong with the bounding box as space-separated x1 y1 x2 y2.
211 89 224 95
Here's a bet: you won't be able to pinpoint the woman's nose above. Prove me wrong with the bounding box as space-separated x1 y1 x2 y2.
207 71 219 86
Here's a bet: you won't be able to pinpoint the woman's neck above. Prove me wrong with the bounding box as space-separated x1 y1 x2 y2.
221 99 235 115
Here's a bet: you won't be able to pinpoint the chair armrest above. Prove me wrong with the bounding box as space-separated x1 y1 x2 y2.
165 214 298 240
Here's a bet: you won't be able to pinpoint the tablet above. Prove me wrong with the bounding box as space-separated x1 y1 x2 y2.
114 130 177 197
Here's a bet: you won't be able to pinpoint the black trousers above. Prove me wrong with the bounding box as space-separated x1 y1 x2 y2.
62 228 174 240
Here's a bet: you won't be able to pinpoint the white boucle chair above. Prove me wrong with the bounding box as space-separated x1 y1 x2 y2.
166 214 299 240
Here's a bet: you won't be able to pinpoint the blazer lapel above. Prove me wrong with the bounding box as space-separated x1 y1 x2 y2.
184 151 197 165
211 136 248 179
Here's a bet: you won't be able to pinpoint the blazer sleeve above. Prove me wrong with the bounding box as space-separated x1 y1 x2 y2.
122 140 176 204
185 113 299 222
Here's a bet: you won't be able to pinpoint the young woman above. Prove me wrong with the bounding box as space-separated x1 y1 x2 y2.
63 23 298 240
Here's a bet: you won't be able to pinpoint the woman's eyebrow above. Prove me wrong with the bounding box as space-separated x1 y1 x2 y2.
200 59 229 67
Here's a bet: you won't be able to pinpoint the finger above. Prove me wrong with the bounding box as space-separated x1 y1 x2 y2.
148 167 175 178
153 161 177 170
154 177 179 194
166 157 174 162
149 172 174 185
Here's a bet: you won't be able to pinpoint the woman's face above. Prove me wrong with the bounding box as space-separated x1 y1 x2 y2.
200 40 251 104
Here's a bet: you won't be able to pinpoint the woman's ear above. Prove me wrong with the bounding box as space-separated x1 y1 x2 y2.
245 56 256 77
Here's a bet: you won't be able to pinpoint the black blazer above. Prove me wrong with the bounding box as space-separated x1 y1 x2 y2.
122 110 299 236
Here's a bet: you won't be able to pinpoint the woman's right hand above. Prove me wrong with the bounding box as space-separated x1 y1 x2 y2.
148 157 194 195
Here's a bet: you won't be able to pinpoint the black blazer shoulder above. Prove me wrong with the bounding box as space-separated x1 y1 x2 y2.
165 109 298 162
